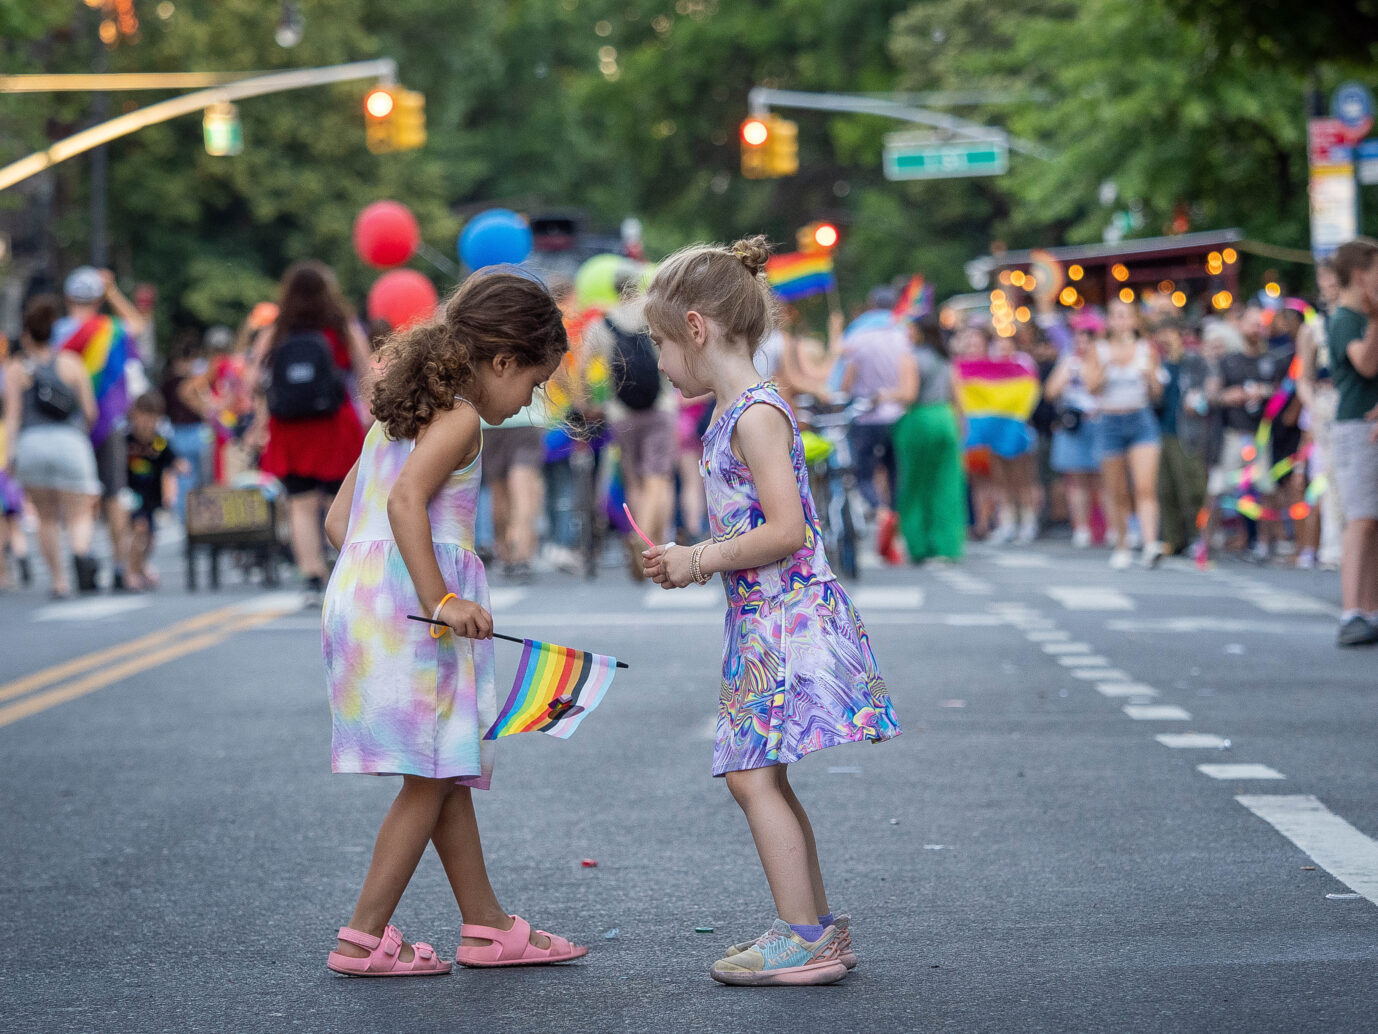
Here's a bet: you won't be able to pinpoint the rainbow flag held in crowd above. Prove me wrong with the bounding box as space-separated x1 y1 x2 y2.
891 274 935 321
954 357 1040 459
766 251 835 302
484 639 620 740
60 315 132 447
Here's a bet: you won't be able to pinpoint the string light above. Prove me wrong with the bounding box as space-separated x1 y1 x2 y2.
1068 264 1084 281
1111 263 1129 282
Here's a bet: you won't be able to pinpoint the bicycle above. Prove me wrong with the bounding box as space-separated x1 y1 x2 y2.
793 393 872 580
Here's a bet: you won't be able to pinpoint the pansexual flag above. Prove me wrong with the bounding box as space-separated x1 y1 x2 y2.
766 251 835 302
484 639 620 740
954 356 1040 459
60 315 132 447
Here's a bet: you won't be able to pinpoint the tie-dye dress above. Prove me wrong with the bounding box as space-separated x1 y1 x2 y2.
322 416 496 788
702 382 901 776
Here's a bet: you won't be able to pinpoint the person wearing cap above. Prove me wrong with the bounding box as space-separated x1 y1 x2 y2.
840 285 911 563
53 266 147 591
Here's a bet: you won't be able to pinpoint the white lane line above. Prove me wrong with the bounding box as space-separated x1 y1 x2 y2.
1026 631 1070 642
1046 587 1135 611
1042 642 1091 654
939 614 1007 626
987 554 1052 568
1237 795 1378 906
1198 764 1285 780
1070 668 1132 682
642 586 723 609
487 588 528 610
1156 733 1230 748
32 597 152 622
850 587 924 610
1104 617 1326 635
1244 593 1338 616
1123 704 1191 720
1095 682 1160 698
1057 655 1111 667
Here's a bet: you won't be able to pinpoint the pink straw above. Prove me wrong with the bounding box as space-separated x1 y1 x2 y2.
622 503 657 549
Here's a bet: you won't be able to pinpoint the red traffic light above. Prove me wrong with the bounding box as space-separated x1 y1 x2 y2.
365 87 395 119
741 118 769 147
812 223 839 249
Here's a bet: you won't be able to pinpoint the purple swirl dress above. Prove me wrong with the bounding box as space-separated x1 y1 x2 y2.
322 417 496 788
702 382 901 776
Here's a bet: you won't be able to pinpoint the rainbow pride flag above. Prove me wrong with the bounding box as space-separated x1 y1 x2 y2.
954 357 1040 459
484 639 620 740
60 315 132 447
766 251 835 301
891 274 935 321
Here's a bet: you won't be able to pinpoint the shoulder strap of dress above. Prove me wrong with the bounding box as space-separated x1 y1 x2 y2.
452 396 483 453
728 382 797 435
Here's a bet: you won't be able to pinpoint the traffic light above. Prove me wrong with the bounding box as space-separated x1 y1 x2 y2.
797 222 839 253
364 86 396 153
739 114 798 179
364 86 427 154
392 89 426 151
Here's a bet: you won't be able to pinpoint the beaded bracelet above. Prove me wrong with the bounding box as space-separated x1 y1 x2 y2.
430 592 458 638
689 543 712 585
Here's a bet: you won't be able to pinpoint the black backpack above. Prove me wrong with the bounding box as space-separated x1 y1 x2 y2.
265 330 347 420
607 319 661 411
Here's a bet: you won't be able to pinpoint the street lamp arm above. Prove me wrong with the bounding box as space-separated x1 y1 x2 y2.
747 86 1053 161
0 59 398 193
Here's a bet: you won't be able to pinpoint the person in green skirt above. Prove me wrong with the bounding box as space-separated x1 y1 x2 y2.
893 318 967 562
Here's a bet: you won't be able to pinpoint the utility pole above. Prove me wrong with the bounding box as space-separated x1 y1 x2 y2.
89 12 109 267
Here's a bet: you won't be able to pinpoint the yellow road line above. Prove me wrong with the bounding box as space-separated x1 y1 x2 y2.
0 607 293 729
0 601 250 704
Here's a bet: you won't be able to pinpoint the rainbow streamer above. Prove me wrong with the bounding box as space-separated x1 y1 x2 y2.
766 251 835 302
483 639 620 740
954 357 1040 458
891 274 935 321
60 315 131 447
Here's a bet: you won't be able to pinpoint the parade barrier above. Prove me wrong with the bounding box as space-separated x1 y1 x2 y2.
183 485 284 590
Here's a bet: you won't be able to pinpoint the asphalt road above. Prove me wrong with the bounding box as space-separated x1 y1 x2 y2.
2 538 1375 1033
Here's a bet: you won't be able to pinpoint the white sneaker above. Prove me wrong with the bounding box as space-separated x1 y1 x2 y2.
1071 527 1092 549
1016 517 1039 545
1109 548 1133 570
988 521 1016 545
1139 543 1162 569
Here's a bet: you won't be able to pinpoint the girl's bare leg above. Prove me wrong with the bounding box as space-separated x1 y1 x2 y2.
1100 455 1130 548
776 766 830 919
725 765 819 926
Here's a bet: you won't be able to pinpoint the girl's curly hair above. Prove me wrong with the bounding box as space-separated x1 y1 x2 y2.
370 269 568 441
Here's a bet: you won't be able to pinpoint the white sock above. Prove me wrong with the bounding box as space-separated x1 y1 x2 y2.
1341 609 1363 622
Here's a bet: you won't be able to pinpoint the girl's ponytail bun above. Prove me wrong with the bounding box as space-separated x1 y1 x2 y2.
729 235 772 278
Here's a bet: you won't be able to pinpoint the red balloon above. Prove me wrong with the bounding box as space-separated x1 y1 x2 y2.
367 270 438 331
353 200 421 269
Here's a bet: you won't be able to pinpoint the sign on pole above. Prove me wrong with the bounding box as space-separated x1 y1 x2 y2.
1307 117 1357 261
882 131 1008 181
1332 81 1375 145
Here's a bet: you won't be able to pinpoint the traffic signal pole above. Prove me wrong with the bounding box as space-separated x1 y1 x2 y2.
747 87 1052 161
0 59 398 192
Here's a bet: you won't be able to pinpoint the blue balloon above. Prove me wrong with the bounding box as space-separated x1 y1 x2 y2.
458 209 533 270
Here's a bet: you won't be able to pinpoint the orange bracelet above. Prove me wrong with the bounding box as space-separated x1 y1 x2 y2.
429 592 458 638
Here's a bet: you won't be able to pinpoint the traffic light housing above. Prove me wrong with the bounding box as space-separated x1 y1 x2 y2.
364 86 426 154
797 221 839 252
364 86 396 153
739 113 798 179
392 89 426 151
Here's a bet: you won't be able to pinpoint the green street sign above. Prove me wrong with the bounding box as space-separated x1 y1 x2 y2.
883 135 1008 181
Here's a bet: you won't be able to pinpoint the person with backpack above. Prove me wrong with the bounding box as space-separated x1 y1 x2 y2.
2 296 100 597
584 293 677 576
251 261 371 597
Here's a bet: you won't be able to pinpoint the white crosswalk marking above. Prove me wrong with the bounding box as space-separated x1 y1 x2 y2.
1198 764 1285 780
1071 668 1132 682
1156 733 1230 748
33 597 151 622
1042 642 1091 654
487 588 527 611
1045 586 1135 611
987 554 1052 568
1237 795 1378 906
642 586 722 609
1123 704 1191 720
850 587 924 610
1097 682 1160 698
1025 630 1071 642
1058 655 1111 667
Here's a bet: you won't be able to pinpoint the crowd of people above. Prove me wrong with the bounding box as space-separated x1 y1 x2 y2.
3 237 1376 647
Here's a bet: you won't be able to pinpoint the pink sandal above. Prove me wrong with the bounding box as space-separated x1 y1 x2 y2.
454 914 589 967
326 924 452 977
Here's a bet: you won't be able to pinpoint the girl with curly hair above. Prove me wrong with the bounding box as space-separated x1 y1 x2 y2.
320 268 584 976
